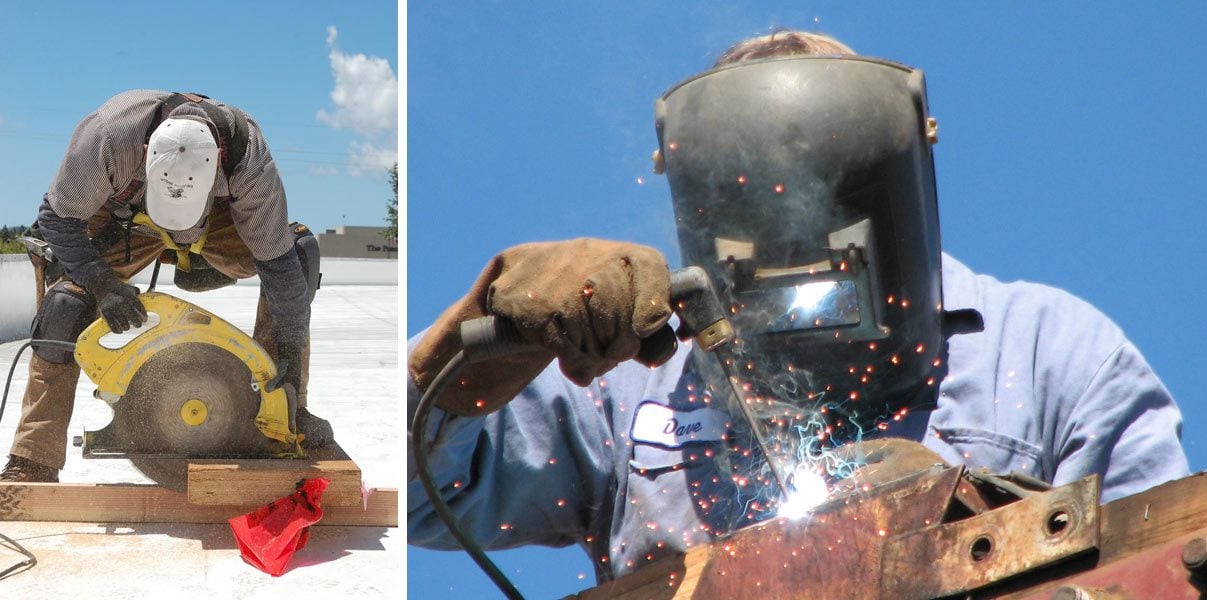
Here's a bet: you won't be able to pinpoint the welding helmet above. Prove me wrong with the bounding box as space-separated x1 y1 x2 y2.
656 55 945 413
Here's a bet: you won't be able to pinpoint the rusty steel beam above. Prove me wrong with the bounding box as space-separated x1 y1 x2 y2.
880 475 1099 598
573 470 1207 599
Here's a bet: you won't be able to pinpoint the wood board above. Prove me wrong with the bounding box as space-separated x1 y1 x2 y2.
187 443 364 507
0 481 397 527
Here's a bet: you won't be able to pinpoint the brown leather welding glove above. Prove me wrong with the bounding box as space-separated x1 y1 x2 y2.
409 238 673 416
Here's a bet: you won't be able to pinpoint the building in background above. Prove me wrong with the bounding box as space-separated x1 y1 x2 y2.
315 225 397 259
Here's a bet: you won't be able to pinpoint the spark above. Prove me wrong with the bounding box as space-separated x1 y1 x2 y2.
778 468 830 520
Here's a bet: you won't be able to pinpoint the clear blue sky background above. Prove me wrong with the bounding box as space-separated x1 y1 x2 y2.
408 2 1207 598
0 1 398 234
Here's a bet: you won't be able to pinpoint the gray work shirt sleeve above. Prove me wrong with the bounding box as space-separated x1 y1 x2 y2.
45 110 120 220
226 117 294 263
39 108 124 289
406 330 617 551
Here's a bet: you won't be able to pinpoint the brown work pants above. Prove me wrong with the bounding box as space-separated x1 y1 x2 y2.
10 202 309 470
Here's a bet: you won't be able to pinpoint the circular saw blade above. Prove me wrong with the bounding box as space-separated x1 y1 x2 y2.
110 342 269 456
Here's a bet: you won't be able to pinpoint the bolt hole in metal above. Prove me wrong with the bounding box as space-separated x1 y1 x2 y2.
1047 510 1071 536
970 535 994 562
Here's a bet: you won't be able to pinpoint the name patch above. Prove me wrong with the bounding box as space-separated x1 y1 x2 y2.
630 401 728 449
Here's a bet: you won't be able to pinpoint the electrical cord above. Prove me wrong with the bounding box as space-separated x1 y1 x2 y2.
1 339 77 426
411 348 525 600
0 532 36 580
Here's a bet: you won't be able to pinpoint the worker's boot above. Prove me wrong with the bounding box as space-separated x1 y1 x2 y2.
0 454 59 483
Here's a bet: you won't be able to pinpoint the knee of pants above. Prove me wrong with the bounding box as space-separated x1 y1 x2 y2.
31 281 98 363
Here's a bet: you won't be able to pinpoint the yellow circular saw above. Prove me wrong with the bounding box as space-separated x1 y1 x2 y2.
73 292 305 458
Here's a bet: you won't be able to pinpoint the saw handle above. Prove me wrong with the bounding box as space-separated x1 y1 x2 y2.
460 266 734 365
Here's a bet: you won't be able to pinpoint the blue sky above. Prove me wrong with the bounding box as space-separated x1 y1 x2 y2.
0 1 398 234
408 1 1207 598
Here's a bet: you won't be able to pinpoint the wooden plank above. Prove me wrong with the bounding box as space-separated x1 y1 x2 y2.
1098 472 1207 564
188 459 363 507
0 482 397 527
187 441 364 507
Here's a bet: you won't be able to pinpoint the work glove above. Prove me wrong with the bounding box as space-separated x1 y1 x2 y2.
409 238 673 416
85 271 147 334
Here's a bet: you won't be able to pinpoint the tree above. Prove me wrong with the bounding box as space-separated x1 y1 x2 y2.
384 162 398 244
0 225 24 253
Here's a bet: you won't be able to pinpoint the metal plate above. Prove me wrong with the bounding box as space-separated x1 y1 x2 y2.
690 465 964 600
880 475 1101 598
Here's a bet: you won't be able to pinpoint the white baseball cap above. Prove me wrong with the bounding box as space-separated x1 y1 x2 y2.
145 117 220 231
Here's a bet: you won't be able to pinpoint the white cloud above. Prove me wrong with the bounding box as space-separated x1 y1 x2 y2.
348 141 398 176
317 26 398 176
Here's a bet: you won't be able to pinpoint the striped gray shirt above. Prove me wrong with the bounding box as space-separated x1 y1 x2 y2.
46 89 293 262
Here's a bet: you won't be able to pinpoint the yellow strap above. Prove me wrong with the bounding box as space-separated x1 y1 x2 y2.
131 213 208 272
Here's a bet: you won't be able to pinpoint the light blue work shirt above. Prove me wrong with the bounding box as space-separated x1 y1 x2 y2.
407 253 1188 581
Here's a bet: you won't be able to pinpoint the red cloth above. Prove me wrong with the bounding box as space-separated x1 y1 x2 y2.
228 477 330 576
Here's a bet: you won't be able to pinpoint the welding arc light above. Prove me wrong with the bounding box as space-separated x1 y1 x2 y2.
764 280 861 333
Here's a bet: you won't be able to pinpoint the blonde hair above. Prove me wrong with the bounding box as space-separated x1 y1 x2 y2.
714 30 855 67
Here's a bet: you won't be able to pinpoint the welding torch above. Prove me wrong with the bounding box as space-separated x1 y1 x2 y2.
411 266 789 599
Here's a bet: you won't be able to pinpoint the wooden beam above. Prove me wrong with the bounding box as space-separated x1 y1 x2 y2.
1098 472 1207 564
187 458 363 507
0 482 397 527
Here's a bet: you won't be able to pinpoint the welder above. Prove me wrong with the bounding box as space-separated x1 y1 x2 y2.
1 90 333 482
407 31 1188 582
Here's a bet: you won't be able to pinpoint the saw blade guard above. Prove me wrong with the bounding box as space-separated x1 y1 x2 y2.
74 291 303 455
